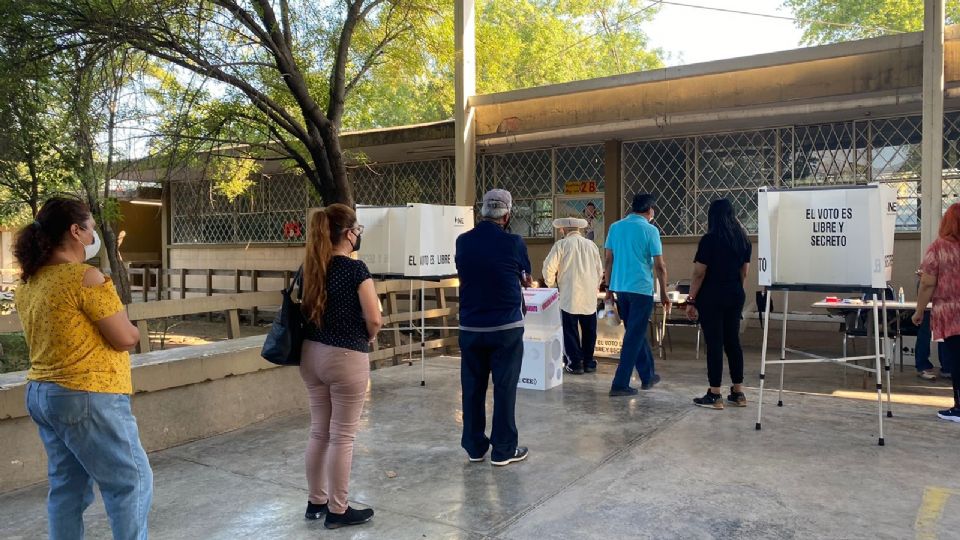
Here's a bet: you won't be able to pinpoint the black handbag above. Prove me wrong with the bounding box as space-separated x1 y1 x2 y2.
261 268 305 366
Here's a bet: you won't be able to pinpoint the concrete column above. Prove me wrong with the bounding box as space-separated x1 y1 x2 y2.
454 0 477 207
920 0 944 251
603 140 622 236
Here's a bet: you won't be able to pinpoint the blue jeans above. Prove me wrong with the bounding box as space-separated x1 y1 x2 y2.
915 312 954 374
25 381 153 540
612 292 656 389
459 327 524 462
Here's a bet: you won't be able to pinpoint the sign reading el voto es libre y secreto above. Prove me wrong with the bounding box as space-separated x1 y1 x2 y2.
757 184 897 289
356 204 474 278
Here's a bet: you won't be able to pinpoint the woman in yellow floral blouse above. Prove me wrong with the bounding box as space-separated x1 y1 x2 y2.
14 197 152 540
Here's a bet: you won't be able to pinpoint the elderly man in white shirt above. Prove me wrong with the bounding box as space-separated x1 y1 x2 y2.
542 217 604 374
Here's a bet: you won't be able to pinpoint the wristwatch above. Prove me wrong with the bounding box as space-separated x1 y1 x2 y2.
686 297 696 305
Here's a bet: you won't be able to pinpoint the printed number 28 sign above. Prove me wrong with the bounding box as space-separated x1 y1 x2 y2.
564 180 598 194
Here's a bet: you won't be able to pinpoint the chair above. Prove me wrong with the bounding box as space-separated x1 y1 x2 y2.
840 287 896 386
660 279 701 360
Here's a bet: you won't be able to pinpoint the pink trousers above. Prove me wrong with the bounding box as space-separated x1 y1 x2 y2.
299 340 370 513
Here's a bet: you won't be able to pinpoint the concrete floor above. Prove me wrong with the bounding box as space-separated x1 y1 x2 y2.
2 329 959 540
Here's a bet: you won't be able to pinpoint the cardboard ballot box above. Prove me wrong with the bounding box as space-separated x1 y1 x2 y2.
522 288 561 330
519 288 563 391
518 326 564 390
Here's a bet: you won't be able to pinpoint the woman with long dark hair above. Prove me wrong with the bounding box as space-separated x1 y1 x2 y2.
299 204 381 529
685 198 752 409
912 202 960 422
13 196 151 539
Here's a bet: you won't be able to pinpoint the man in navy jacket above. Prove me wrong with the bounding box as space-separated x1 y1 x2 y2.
456 189 531 466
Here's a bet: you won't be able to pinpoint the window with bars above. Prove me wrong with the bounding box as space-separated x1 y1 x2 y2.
170 173 311 244
476 144 605 238
170 158 456 244
352 158 455 207
622 113 960 237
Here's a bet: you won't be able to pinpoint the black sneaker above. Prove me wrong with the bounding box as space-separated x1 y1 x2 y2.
584 365 597 373
641 373 661 390
609 386 639 396
937 407 960 423
491 447 529 466
693 390 725 410
305 501 328 520
324 506 374 529
467 450 487 463
564 364 585 375
727 387 747 407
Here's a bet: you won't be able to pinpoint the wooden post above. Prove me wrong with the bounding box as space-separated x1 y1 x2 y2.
437 285 451 353
136 319 151 353
234 269 244 324
386 290 401 354
206 269 213 322
142 269 150 303
179 268 187 321
251 270 259 325
226 309 241 339
154 266 161 301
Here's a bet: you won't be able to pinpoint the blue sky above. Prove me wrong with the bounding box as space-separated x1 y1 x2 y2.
645 0 805 66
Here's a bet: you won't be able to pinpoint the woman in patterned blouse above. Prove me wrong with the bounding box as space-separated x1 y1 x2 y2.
14 197 151 539
913 202 960 423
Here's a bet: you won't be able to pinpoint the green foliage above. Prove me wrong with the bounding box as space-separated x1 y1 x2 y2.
0 52 78 224
210 157 262 201
0 333 30 374
783 0 960 45
342 0 664 129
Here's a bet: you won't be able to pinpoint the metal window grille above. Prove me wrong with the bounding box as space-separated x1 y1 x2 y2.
621 138 691 236
351 158 455 207
555 144 605 193
942 112 960 212
622 112 960 237
170 173 312 244
476 144 603 238
170 158 455 244
870 116 922 230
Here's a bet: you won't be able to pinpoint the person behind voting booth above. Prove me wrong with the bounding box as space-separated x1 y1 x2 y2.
299 204 381 529
604 193 670 396
913 202 960 423
542 217 604 374
456 188 532 466
913 269 954 382
13 196 153 540
684 198 752 410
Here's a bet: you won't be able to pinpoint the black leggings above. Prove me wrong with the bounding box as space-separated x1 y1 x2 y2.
698 299 745 388
946 335 960 408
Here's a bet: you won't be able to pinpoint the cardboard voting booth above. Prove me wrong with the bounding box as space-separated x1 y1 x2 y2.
356 204 474 277
755 184 898 445
519 288 564 391
354 204 474 386
758 184 897 289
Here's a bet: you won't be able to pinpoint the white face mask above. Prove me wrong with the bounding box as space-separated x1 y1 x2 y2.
83 229 101 261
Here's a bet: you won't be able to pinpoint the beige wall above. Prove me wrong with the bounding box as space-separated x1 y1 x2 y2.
168 246 303 293
0 337 306 493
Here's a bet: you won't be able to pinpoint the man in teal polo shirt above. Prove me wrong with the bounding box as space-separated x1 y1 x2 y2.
604 193 670 396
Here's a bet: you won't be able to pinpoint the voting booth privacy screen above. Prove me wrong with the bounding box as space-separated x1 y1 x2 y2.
758 184 897 289
356 204 474 278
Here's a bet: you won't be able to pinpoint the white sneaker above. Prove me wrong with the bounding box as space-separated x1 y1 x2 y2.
918 370 937 381
937 408 960 423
